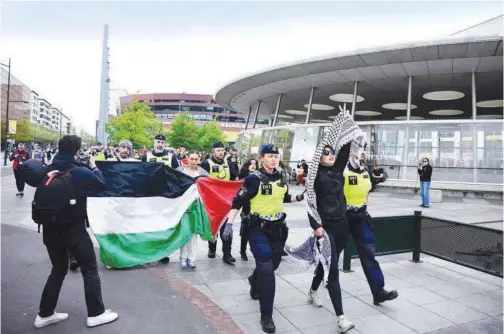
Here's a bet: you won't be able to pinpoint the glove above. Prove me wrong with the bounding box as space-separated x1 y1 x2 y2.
296 193 305 202
221 223 233 242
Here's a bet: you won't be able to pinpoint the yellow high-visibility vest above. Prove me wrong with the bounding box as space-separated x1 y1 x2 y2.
146 152 172 167
343 167 372 208
207 159 230 180
250 176 287 219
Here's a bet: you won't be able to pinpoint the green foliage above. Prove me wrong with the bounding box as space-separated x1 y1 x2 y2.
105 100 165 149
196 119 225 152
79 129 96 147
165 113 199 149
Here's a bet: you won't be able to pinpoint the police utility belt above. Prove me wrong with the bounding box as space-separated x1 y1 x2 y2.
249 212 286 228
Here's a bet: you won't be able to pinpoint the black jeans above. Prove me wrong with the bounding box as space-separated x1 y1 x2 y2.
310 223 348 316
39 222 105 317
240 215 250 253
208 222 232 255
13 168 25 192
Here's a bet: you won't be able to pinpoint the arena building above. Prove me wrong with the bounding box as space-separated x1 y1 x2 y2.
119 93 268 144
215 16 503 187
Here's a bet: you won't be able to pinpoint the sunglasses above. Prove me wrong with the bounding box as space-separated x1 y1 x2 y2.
323 149 335 156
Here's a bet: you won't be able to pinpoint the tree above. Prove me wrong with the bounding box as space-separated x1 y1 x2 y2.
14 117 33 143
196 119 225 152
165 113 199 150
79 129 96 147
105 100 164 149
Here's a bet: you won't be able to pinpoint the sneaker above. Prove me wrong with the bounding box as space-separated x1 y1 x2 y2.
373 289 398 305
34 312 68 328
16 192 21 197
308 289 323 308
187 260 196 268
86 309 119 327
208 250 216 259
337 315 355 333
260 314 276 333
180 259 188 268
19 192 24 197
240 252 248 261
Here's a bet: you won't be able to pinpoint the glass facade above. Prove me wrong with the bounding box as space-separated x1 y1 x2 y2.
236 121 504 184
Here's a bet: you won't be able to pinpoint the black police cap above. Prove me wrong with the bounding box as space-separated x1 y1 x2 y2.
154 134 166 141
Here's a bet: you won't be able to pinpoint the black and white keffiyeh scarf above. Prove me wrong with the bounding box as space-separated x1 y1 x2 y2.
306 108 365 227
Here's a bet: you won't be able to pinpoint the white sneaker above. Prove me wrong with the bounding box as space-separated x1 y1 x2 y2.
86 309 119 327
337 315 355 333
308 289 323 307
180 258 188 268
34 312 68 328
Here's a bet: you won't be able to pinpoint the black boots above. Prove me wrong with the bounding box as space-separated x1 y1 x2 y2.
208 250 216 259
240 252 248 261
222 253 236 264
69 257 79 272
248 275 259 300
260 314 275 333
373 289 398 305
159 257 170 263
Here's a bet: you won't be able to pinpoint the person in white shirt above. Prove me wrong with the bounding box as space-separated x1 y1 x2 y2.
107 140 138 162
176 152 209 268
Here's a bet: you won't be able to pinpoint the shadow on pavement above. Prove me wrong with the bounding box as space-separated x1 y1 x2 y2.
1 224 217 334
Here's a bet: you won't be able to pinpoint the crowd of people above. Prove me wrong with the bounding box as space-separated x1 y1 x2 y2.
15 117 438 333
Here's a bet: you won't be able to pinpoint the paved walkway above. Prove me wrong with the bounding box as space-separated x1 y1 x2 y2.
2 175 503 333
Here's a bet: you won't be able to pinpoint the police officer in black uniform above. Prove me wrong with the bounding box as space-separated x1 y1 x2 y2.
222 144 304 333
201 142 237 264
141 134 179 168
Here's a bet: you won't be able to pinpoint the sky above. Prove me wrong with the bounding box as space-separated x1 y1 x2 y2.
1 1 502 133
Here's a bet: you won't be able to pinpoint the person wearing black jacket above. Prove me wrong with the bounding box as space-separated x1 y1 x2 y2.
31 135 118 329
418 158 433 208
307 142 355 333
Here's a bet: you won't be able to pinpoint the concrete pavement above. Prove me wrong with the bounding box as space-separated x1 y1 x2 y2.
1 172 503 334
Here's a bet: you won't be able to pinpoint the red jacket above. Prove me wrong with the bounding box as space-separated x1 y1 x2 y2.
10 149 29 170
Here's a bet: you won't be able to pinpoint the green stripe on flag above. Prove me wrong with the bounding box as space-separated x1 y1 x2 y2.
95 199 214 268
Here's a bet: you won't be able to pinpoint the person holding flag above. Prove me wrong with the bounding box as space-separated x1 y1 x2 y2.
200 141 237 264
141 134 179 168
221 144 305 334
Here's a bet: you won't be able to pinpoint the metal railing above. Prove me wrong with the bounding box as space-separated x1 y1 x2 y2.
341 211 503 277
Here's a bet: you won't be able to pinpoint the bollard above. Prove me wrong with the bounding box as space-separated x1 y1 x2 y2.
340 246 353 273
410 210 422 263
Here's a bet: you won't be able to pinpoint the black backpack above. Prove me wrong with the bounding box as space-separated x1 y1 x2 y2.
32 167 78 232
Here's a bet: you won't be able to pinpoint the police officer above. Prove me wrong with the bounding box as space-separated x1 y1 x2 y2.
344 141 398 306
141 134 178 264
200 142 237 264
222 144 304 333
141 134 179 168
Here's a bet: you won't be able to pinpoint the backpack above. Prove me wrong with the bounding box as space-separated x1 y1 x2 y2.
32 167 78 232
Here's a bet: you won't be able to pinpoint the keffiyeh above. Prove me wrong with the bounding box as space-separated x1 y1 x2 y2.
306 108 365 227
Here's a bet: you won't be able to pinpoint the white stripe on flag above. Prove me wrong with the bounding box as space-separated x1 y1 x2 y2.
87 184 198 235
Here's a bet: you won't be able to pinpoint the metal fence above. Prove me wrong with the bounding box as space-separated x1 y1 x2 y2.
341 211 503 278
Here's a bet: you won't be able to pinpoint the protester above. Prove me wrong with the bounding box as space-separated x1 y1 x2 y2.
10 143 29 197
176 152 209 268
302 111 361 333
418 157 433 208
222 144 305 333
237 158 258 261
345 141 398 307
107 140 138 162
201 142 237 264
296 159 308 185
31 144 46 164
228 154 240 181
31 135 118 328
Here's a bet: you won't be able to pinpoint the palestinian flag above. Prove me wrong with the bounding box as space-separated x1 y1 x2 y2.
87 162 242 268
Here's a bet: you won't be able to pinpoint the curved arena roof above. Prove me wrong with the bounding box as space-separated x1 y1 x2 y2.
216 35 503 122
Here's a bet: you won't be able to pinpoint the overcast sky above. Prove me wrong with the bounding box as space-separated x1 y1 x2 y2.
1 1 502 133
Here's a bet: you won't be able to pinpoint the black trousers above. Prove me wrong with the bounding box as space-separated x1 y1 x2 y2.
13 168 25 192
249 219 288 316
39 222 105 317
310 223 348 316
240 215 250 253
208 222 232 255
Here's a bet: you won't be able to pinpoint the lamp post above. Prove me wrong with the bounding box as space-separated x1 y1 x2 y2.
1 58 11 166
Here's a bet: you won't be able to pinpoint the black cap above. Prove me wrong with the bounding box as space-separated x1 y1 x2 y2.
260 144 279 155
154 134 166 141
212 142 224 149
